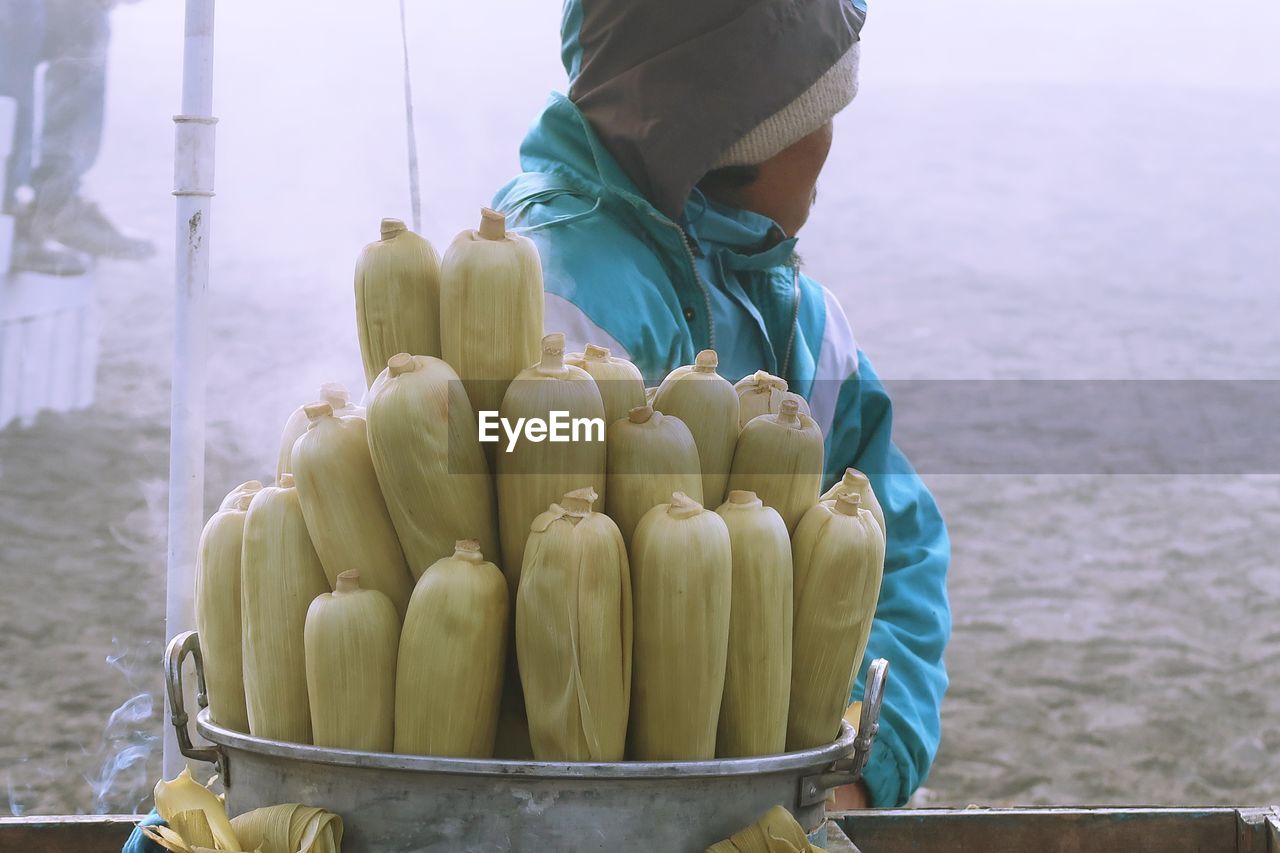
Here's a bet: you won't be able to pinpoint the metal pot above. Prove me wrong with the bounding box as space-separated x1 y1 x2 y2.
165 631 887 852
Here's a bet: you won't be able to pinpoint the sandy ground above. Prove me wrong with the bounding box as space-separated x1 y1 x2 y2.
2 0 1279 816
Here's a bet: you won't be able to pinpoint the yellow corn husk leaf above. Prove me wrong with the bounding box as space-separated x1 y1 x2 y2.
604 405 703 549
277 383 363 481
140 823 195 853
167 809 217 850
231 803 343 853
218 480 263 513
714 491 793 758
629 492 732 760
727 398 823 535
440 207 544 418
153 768 241 852
241 478 330 743
395 540 508 757
787 494 886 751
517 487 632 761
195 498 251 732
652 349 740 508
733 371 804 429
366 353 498 579
304 570 400 751
291 401 413 618
355 217 443 386
496 333 607 603
566 343 647 428
819 467 886 541
644 385 658 406
705 805 823 853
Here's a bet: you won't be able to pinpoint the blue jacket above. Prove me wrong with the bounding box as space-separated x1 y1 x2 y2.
492 89 951 806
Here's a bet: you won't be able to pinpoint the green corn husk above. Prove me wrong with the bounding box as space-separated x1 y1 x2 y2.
304 570 400 751
277 383 362 481
218 479 262 512
291 401 413 618
787 493 885 751
367 352 497 578
231 803 344 853
652 349 740 508
605 405 703 549
629 492 732 760
440 207 544 418
726 398 823 535
240 475 330 743
733 370 797 429
395 541 508 758
517 487 631 761
566 343 646 428
715 491 793 758
194 494 251 732
820 467 886 540
355 217 442 386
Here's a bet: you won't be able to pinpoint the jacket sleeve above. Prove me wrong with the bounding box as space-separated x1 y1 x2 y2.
826 351 951 808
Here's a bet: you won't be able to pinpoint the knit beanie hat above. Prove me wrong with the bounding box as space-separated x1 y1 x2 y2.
713 42 860 168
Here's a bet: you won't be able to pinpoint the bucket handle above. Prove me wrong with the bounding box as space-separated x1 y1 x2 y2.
164 630 228 783
798 658 889 807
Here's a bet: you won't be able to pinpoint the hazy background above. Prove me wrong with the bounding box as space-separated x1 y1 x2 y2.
1 0 1278 814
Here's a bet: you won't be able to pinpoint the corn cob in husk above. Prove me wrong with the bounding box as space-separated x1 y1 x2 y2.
705 805 825 853
727 398 823 535
605 405 703 548
367 353 497 578
232 803 344 853
355 217 442 386
195 493 251 732
440 208 543 418
566 343 646 428
652 350 740 508
219 479 262 512
517 487 631 761
820 467 886 540
787 493 885 751
395 541 508 758
304 570 399 751
496 332 607 602
277 383 362 481
291 401 413 617
629 492 732 760
715 491 793 758
240 475 330 743
733 370 807 429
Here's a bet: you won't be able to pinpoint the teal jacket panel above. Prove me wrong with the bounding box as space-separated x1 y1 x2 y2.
493 93 951 808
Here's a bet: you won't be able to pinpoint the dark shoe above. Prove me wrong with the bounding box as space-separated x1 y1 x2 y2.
47 197 156 260
10 237 88 276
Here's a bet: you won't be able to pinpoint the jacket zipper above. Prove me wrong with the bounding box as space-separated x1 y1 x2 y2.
648 211 716 354
779 259 802 380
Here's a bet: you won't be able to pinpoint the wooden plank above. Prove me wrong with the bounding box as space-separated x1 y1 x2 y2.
0 815 141 853
837 807 1241 853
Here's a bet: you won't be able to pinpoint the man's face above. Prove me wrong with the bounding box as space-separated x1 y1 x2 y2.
751 121 835 237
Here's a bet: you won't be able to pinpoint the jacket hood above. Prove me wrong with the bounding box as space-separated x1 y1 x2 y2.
560 0 865 221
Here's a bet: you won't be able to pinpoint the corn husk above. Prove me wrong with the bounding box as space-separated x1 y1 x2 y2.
733 371 801 429
727 399 823 535
304 570 399 751
240 475 330 743
715 491 793 758
355 217 442 386
194 496 251 732
652 349 740 508
820 467 886 540
517 487 631 761
604 405 702 548
231 803 344 853
787 494 886 751
440 207 543 418
366 353 498 579
395 540 508 757
496 332 607 603
705 805 826 853
277 383 363 481
152 768 241 852
629 492 732 760
291 401 413 617
644 385 658 406
218 479 262 512
566 343 646 428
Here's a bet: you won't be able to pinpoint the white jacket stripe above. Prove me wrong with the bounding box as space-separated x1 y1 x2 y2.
810 287 860 438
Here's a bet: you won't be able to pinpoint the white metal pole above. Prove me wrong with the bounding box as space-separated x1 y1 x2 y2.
165 0 216 780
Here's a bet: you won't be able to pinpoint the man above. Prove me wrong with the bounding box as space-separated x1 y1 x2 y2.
493 0 950 807
1 0 154 276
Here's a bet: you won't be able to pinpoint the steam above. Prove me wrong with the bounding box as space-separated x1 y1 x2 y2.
84 638 161 814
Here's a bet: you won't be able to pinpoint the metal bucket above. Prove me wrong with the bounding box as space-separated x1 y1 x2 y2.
165 631 887 852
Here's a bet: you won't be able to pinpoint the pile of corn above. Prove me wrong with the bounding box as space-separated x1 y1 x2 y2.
195 210 885 766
